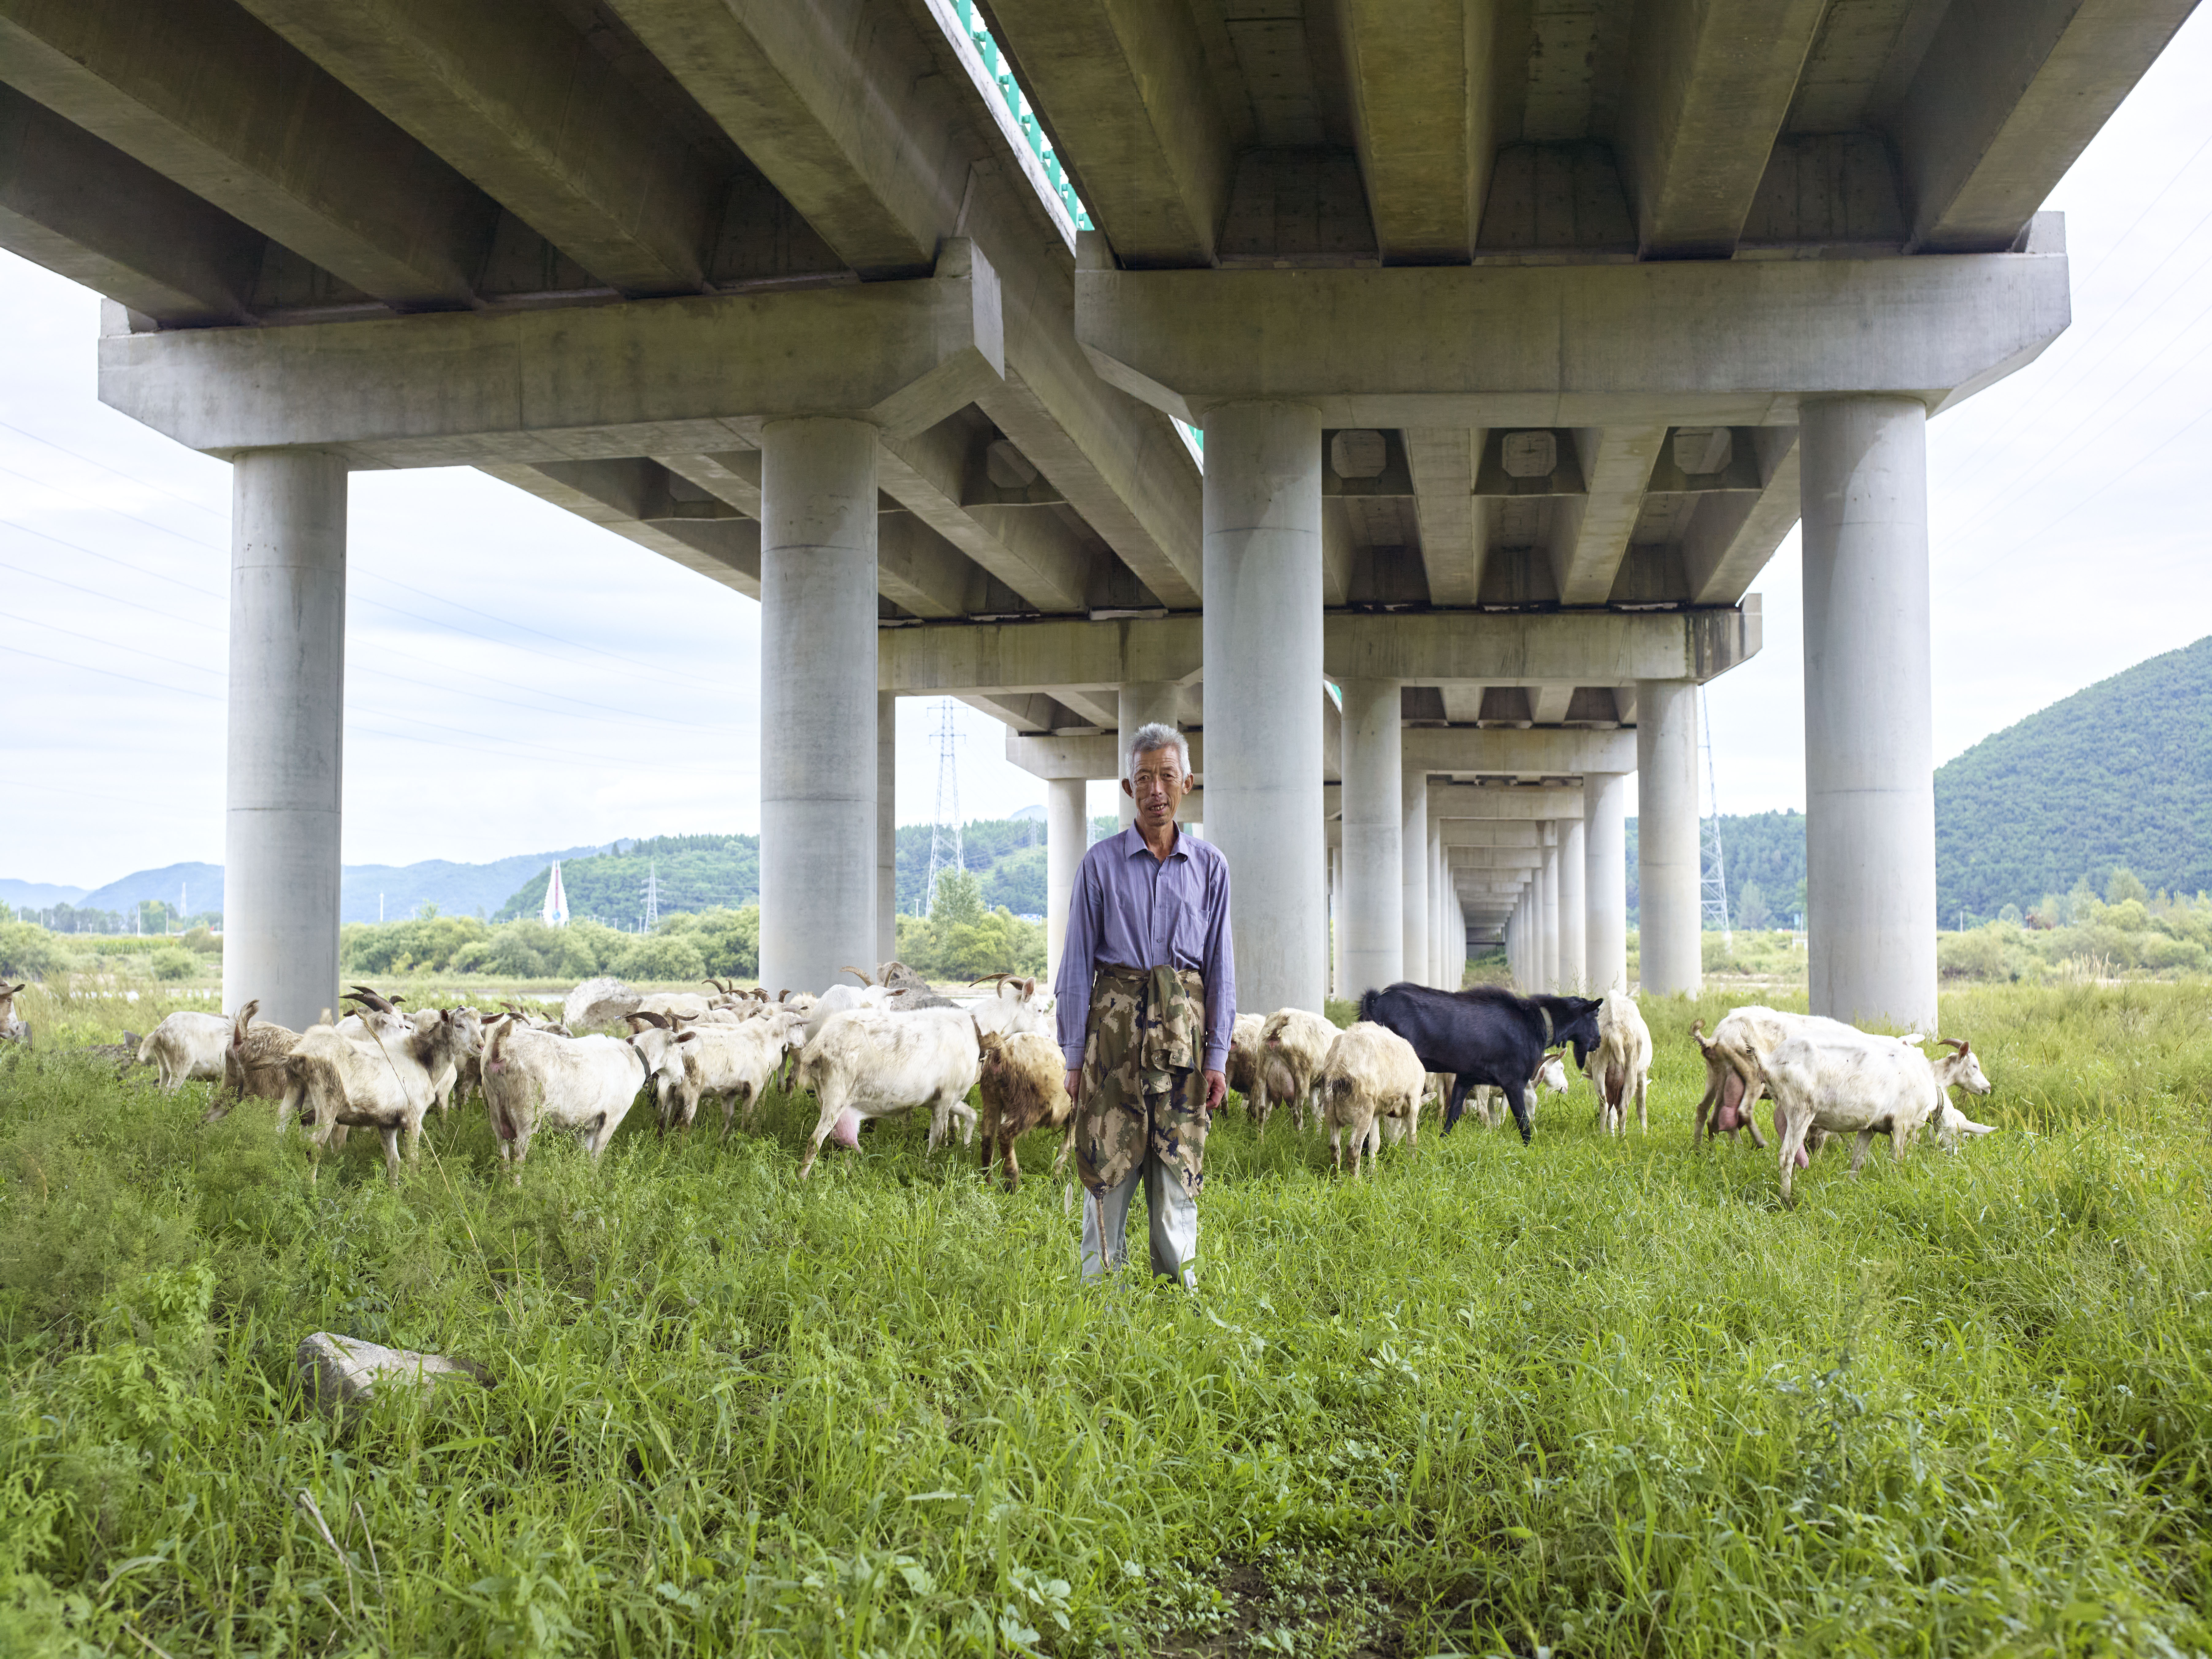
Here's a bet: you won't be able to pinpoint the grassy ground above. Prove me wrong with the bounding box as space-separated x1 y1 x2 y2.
0 981 2207 1656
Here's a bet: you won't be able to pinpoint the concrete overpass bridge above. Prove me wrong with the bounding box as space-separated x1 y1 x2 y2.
0 0 2187 1030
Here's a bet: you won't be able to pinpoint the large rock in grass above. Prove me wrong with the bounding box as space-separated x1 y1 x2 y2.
297 1333 489 1417
564 976 639 1032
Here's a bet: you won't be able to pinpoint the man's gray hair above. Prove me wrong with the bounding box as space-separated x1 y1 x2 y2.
1125 721 1190 781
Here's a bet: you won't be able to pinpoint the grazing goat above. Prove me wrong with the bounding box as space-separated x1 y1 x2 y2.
1359 983 1600 1142
212 999 300 1116
138 1010 232 1092
480 1014 646 1182
281 993 472 1184
1253 1008 1337 1128
1762 1035 1994 1205
1588 991 1654 1136
631 1007 805 1136
1691 1007 1925 1154
1319 1022 1426 1177
975 1025 1074 1192
791 1007 979 1178
970 974 1055 1039
1224 1014 1266 1109
0 982 30 1046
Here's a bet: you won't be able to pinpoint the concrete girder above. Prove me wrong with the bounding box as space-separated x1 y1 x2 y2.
878 606 1756 697
1336 0 1494 265
1077 231 2070 426
1405 427 1485 604
1055 687 1121 729
1429 783 1585 821
1896 0 2199 255
1437 822 1543 849
1547 426 1667 604
657 451 762 516
979 0 1234 268
99 243 1005 463
1614 0 1829 259
877 425 1093 613
1447 849 1545 871
875 514 979 618
1403 727 1637 775
1684 426 1801 604
0 0 492 307
479 460 764 595
234 0 721 296
0 84 261 327
601 0 1203 605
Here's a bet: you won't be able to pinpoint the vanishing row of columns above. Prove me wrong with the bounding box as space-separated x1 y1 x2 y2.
223 401 1935 1035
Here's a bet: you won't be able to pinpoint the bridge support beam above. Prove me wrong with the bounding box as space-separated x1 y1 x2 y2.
1802 396 1937 1029
223 447 346 1033
1337 677 1400 998
1637 679 1703 996
1584 772 1630 993
759 418 878 994
1203 401 1325 1015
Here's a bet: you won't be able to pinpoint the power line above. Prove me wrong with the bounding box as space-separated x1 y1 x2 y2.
0 417 228 518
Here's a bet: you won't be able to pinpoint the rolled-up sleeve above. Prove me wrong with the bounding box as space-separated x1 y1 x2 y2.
1201 849 1235 1073
1055 851 1099 1069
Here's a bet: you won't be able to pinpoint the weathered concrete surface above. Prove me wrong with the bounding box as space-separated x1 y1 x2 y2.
298 1332 488 1416
1636 679 1702 997
1402 728 1637 776
223 450 346 1036
1078 234 2069 426
99 246 1005 463
1583 773 1629 993
1802 395 1937 1030
1338 678 1402 997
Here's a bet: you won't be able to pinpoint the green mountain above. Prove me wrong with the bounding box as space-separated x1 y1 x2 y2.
1935 634 2212 917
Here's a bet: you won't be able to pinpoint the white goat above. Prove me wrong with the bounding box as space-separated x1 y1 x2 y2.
632 1007 807 1136
280 997 474 1183
0 981 30 1046
975 1025 1074 1192
480 1015 647 1182
1692 1007 1926 1152
1763 1035 1994 1205
968 974 1055 1039
1588 990 1654 1136
138 1010 232 1092
1224 1013 1267 1111
1319 1021 1426 1177
1254 1008 1337 1129
791 1006 980 1178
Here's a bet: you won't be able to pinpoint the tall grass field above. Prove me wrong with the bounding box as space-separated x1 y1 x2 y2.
0 981 2206 1656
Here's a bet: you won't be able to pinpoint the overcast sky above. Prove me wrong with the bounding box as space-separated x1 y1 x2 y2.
5 11 2211 890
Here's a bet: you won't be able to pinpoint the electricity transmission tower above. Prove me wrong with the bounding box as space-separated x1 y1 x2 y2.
642 860 660 931
1699 688 1732 950
924 699 964 913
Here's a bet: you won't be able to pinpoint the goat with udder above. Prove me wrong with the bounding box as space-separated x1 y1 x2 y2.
975 1023 1075 1192
790 1006 980 1178
1691 1007 1926 1161
1252 1008 1337 1129
1760 1034 1995 1205
479 1013 646 1182
139 1010 232 1092
1588 990 1654 1136
208 999 299 1117
1320 1021 1427 1177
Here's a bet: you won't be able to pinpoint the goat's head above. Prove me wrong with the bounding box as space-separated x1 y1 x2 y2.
1934 1037 1992 1096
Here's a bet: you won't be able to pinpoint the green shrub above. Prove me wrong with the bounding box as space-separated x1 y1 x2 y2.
0 922 68 981
610 934 707 983
145 948 196 982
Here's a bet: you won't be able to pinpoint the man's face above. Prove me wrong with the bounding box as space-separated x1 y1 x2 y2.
1122 744 1189 832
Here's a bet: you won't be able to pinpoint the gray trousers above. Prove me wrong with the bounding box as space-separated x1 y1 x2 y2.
1079 1112 1199 1287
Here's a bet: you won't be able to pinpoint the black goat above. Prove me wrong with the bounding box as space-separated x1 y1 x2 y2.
1355 982 1601 1142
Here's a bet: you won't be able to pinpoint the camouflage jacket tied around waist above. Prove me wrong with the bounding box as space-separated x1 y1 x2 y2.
1076 963 1208 1197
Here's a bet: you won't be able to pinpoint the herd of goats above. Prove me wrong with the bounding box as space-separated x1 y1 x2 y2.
0 966 1995 1206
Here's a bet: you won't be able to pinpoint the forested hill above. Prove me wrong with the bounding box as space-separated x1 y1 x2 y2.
1935 634 2212 917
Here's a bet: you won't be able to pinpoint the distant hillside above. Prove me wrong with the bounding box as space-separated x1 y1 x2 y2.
341 843 610 923
1936 635 2212 916
1625 811 1806 928
0 878 87 909
79 862 225 914
499 835 759 925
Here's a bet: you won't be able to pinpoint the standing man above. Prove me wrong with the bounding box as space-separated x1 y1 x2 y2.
1056 721 1234 1286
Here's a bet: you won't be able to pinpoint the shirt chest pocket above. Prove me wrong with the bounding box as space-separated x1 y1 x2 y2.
1163 864 1207 962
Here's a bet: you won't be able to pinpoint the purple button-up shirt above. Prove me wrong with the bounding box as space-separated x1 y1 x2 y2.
1055 824 1236 1074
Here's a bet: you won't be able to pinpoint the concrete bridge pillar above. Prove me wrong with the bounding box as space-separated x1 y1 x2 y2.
1337 677 1401 998
759 417 878 994
1402 768 1429 989
1116 680 1181 827
1802 396 1938 1030
1203 401 1325 1016
1636 680 1703 996
223 448 347 1033
1428 818 1445 986
1538 830 1560 992
878 691 897 967
1583 772 1629 993
1558 815 1588 991
1045 775 1086 983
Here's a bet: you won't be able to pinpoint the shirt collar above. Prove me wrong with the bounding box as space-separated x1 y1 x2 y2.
1120 823 1188 862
